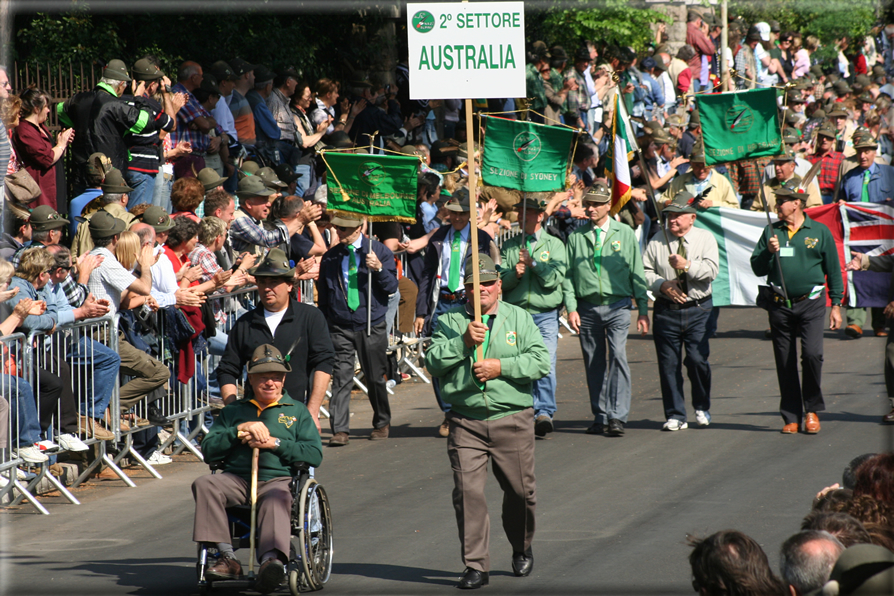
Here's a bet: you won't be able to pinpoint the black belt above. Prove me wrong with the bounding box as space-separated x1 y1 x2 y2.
771 291 810 305
440 289 466 301
659 295 712 311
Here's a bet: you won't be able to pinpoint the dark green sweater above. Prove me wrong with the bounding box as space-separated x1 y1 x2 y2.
202 392 323 482
750 215 844 305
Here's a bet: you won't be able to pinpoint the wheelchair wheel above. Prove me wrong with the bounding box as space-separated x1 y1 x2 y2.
297 478 334 590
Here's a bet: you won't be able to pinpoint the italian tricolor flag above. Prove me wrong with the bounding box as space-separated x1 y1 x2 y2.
607 92 633 217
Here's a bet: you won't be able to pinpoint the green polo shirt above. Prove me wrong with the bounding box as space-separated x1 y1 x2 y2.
750 214 844 305
500 228 567 313
562 219 650 315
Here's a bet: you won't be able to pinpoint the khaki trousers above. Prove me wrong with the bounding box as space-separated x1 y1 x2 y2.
447 408 536 572
192 473 293 561
117 335 169 409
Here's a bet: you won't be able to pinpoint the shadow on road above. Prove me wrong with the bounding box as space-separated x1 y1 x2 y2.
332 562 481 586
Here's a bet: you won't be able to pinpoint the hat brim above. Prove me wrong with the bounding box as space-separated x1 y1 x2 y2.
32 218 70 231
102 184 135 194
583 195 610 204
463 271 499 285
663 205 697 214
250 265 297 278
236 188 275 200
247 361 292 374
854 143 879 150
445 203 471 212
329 215 363 228
151 221 175 233
513 200 544 211
201 175 228 192
90 217 127 238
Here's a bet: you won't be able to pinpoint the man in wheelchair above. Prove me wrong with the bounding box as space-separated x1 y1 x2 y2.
192 343 323 593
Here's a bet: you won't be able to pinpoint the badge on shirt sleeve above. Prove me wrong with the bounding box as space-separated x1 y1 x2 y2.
539 250 549 262
611 240 621 252
506 331 517 346
804 237 818 249
278 413 297 428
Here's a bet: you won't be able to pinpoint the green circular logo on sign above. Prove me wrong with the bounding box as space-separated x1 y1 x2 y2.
513 131 542 162
359 162 386 187
412 11 435 33
726 105 754 134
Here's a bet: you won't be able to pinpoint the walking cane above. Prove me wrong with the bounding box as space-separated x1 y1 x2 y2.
248 446 260 577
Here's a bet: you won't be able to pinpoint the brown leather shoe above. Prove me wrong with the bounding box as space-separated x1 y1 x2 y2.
328 432 349 447
206 555 242 580
782 423 799 434
875 328 889 337
370 424 390 440
845 324 863 339
79 415 115 441
805 413 821 434
437 418 450 438
883 408 894 423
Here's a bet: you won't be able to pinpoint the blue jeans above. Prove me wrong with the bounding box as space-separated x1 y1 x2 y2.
429 296 464 413
153 172 173 212
821 194 834 205
577 298 633 424
124 169 157 209
530 310 559 418
5 376 40 447
68 336 121 419
294 163 313 198
652 298 712 421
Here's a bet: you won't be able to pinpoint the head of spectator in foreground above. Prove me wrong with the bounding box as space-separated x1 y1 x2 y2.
18 86 52 128
100 59 132 97
801 511 871 548
198 216 228 252
176 61 203 93
131 57 167 98
134 205 173 244
780 530 845 596
688 530 788 596
130 222 156 252
115 230 141 271
852 453 894 503
29 205 69 247
267 194 304 228
0 258 14 289
247 343 291 404
843 454 878 490
198 167 227 195
165 216 200 258
204 189 236 228
171 177 205 217
15 247 55 290
99 167 134 205
236 176 274 220
1 91 21 131
4 203 30 242
45 245 77 287
87 211 126 250
249 248 295 313
820 543 894 596
813 488 855 512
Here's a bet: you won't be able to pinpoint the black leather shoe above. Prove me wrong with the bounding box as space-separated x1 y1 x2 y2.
511 547 534 577
585 421 604 435
606 419 625 437
457 567 489 589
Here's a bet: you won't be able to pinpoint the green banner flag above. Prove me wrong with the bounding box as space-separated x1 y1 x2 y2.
481 115 574 192
695 88 783 165
323 152 419 223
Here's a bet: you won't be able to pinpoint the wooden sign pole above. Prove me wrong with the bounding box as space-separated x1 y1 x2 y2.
464 98 483 361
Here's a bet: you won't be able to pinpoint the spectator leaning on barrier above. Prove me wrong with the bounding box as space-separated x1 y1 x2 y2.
85 211 170 415
317 213 397 446
58 59 156 191
499 197 567 438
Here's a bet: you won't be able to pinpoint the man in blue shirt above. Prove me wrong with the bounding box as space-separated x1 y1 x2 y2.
839 134 894 339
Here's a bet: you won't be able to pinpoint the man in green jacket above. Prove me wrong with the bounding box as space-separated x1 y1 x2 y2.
193 344 323 594
750 187 843 435
428 254 550 590
500 197 567 437
563 182 650 437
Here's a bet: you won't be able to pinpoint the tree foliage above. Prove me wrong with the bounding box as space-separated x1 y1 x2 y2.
528 0 669 54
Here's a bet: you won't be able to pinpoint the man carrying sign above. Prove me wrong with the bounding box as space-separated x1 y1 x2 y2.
427 254 549 590
499 197 567 436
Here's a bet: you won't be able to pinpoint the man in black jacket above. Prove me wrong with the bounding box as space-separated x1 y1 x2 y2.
216 248 334 432
317 213 397 446
58 59 157 192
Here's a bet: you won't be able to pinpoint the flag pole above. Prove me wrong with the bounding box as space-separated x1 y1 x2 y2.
465 98 483 361
721 0 730 92
363 132 377 337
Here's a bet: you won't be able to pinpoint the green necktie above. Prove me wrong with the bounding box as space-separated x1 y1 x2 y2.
347 244 360 311
675 238 689 295
448 231 462 291
861 169 871 202
526 234 535 253
472 314 491 390
593 228 602 277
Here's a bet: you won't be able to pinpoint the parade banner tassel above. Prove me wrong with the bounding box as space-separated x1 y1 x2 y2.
606 92 633 216
695 88 783 165
323 152 420 223
481 115 574 192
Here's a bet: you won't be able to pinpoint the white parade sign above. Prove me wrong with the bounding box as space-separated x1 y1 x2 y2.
407 2 525 100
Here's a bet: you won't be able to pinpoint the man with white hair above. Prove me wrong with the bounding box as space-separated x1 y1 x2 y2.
779 530 845 596
58 59 156 191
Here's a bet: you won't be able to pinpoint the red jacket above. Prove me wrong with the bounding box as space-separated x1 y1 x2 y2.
11 120 58 209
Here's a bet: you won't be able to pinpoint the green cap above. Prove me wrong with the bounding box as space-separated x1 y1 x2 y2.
664 191 698 214
137 205 174 233
463 254 499 284
236 176 275 200
248 344 292 374
250 247 296 278
87 211 126 239
29 205 69 231
583 182 611 203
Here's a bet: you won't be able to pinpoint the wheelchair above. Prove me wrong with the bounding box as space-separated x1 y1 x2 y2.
196 462 334 594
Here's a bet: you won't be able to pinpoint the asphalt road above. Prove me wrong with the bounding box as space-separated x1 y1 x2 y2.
2 306 892 596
